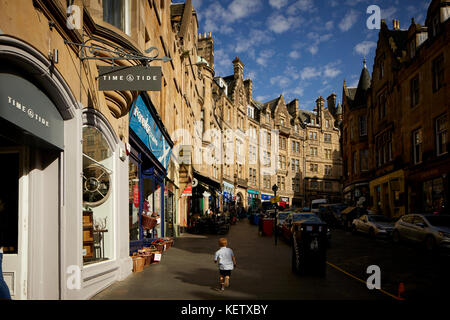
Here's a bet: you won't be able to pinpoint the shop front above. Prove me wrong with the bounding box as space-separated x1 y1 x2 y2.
343 182 370 207
369 170 406 218
191 171 221 216
248 189 260 211
407 163 449 215
222 181 235 213
128 94 173 255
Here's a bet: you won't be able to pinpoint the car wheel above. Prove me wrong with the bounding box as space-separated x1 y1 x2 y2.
424 235 436 252
368 228 375 238
392 230 401 244
351 225 357 235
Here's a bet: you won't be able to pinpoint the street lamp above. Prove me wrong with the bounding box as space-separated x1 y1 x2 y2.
272 184 279 246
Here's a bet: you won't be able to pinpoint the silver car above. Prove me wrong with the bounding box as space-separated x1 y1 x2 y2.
352 214 394 238
392 214 450 251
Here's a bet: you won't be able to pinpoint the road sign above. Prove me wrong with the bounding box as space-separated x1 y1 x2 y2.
271 196 279 203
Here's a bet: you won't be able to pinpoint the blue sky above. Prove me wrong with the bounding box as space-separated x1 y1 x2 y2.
172 0 431 110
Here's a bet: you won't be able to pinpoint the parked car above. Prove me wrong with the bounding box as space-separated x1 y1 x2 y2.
392 214 450 251
281 212 317 241
291 217 328 276
311 199 327 214
317 204 347 228
352 214 394 238
276 212 290 230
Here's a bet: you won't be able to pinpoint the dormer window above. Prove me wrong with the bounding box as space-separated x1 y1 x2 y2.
266 112 270 123
311 118 315 126
280 118 285 126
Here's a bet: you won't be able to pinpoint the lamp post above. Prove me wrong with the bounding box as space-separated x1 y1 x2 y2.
272 184 279 246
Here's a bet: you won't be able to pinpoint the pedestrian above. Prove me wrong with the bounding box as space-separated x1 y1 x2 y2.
0 198 12 300
214 238 237 291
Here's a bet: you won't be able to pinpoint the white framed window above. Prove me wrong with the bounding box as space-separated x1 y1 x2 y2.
103 0 131 35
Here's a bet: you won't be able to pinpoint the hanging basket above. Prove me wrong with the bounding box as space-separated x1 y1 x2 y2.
142 214 158 230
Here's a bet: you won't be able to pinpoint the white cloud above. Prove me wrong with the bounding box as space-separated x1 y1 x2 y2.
234 29 274 55
339 9 359 32
381 7 398 22
269 0 289 10
308 46 319 55
301 67 321 80
289 51 301 59
202 0 263 35
288 0 316 15
354 41 377 56
256 49 275 66
323 64 341 78
270 75 291 88
267 13 300 33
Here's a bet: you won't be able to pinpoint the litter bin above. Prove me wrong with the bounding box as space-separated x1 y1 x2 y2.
262 218 274 236
254 213 260 226
291 220 328 276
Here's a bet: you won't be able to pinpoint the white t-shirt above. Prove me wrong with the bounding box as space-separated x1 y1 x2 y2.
214 247 234 271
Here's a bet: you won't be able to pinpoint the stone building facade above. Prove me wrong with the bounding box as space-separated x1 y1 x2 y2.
341 0 449 217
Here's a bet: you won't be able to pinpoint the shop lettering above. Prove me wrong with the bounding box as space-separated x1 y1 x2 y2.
133 106 158 145
225 304 269 315
180 304 215 318
102 75 158 81
366 265 381 290
8 96 50 127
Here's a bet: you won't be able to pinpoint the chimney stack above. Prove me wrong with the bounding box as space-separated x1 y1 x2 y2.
393 19 400 30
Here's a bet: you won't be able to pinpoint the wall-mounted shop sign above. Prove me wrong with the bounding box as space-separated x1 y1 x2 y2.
0 73 64 149
98 66 161 91
130 95 172 169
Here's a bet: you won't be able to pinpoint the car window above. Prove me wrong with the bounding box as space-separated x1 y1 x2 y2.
401 215 414 224
413 216 425 225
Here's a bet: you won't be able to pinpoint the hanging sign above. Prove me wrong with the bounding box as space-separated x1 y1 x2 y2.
98 66 162 91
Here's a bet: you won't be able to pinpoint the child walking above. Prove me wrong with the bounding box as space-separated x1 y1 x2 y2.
214 238 236 291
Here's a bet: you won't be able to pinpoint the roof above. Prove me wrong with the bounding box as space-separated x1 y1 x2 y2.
222 75 237 100
352 61 371 109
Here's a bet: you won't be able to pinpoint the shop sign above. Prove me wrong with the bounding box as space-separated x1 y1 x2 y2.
0 73 64 149
98 66 162 91
261 194 273 201
133 184 139 208
182 185 192 197
130 96 172 169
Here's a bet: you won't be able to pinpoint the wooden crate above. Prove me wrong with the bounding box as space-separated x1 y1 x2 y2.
132 257 145 273
83 229 93 242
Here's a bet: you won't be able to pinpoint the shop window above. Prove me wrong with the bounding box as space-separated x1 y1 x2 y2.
82 127 114 265
436 114 448 156
423 178 444 213
129 161 140 241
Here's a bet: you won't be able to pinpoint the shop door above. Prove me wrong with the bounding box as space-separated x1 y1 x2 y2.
0 148 28 300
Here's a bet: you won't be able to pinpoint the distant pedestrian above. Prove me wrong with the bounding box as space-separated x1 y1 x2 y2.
214 238 237 291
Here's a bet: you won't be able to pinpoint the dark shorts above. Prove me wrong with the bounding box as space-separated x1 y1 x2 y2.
219 270 232 277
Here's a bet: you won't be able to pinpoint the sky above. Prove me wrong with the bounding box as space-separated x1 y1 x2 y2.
172 0 431 111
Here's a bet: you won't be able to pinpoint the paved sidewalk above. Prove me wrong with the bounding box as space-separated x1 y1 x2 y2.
92 220 387 300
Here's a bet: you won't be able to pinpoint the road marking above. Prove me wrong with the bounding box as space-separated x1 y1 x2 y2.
326 261 402 300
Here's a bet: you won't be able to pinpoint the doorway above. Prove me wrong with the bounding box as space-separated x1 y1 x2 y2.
0 146 27 300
